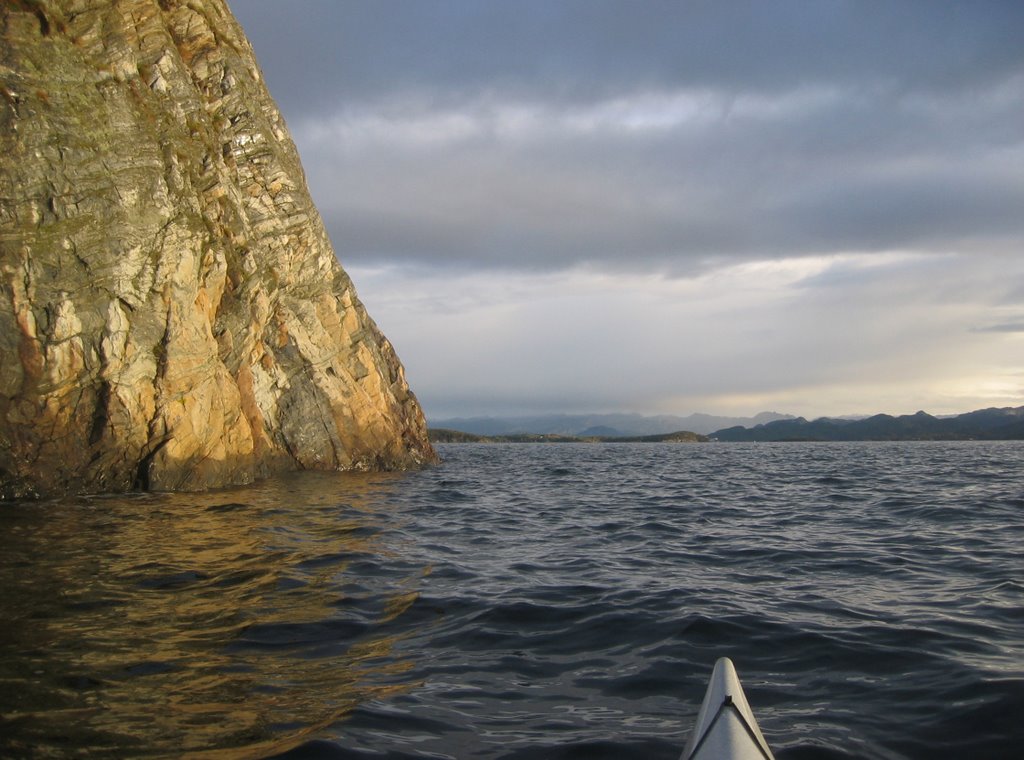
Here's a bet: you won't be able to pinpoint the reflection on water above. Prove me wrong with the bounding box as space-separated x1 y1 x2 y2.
5 443 1024 759
0 471 427 758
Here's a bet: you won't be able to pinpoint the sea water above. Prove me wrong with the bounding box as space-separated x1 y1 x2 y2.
1 442 1022 759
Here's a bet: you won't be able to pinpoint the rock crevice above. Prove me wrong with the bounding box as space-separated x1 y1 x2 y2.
0 0 436 498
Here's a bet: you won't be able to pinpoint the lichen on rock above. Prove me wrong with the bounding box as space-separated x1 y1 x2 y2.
0 0 437 498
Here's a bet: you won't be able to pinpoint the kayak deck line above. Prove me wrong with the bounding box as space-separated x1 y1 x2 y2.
683 694 774 760
681 657 775 760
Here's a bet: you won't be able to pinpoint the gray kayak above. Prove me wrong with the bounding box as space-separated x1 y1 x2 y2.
681 657 775 760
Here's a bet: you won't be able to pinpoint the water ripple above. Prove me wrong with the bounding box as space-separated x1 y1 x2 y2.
1 443 1022 758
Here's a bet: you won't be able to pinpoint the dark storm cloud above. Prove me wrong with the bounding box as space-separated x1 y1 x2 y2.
289 83 1024 271
230 0 1024 273
232 0 1022 273
235 0 1024 111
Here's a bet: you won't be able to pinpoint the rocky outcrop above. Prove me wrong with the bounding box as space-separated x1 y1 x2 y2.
0 0 436 498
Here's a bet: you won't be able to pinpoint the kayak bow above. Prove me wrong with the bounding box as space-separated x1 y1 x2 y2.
681 657 774 760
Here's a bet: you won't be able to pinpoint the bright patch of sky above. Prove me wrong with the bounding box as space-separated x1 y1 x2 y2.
294 86 847 149
350 252 1024 419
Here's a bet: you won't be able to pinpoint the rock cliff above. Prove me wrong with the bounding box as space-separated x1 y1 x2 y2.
0 0 437 498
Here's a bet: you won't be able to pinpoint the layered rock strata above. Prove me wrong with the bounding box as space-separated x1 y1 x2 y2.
0 0 436 498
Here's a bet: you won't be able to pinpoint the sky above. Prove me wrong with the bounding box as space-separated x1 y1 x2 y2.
230 0 1024 421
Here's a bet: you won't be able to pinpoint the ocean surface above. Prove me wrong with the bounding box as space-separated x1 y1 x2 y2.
1 442 1022 759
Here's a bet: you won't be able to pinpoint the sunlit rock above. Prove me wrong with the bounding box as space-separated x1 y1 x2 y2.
0 0 436 497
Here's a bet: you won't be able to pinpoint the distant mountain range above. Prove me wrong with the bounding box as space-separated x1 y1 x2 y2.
429 406 1024 442
429 411 794 437
711 406 1024 441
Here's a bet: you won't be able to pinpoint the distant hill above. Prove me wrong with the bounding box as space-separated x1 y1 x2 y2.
711 406 1024 441
429 429 707 444
429 411 794 437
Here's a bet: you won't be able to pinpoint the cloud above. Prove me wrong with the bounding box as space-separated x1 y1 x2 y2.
233 1 1024 275
293 80 1024 274
351 253 1024 418
235 1 1024 112
973 322 1024 334
229 0 1024 417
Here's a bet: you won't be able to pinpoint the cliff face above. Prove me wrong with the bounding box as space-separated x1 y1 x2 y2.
0 0 437 498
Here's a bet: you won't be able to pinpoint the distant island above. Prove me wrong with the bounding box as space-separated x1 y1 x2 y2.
429 429 707 444
429 406 1024 443
429 411 793 437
